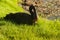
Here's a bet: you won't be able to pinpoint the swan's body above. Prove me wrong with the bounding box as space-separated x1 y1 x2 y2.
4 5 37 25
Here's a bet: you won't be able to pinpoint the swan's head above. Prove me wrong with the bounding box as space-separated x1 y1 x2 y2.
29 4 37 22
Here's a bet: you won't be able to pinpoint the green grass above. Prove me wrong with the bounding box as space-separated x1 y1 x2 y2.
0 0 60 40
0 0 24 17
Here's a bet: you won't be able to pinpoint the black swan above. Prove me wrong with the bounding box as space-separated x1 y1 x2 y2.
4 4 37 25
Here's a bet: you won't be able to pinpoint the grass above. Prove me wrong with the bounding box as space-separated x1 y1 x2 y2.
0 0 60 40
0 0 24 17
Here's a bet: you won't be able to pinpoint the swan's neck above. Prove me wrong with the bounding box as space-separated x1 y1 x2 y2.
29 5 37 20
31 11 37 19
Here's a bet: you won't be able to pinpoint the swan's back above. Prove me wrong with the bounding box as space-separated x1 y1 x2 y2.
4 12 33 25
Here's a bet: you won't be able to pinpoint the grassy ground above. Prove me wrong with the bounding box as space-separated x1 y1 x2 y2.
0 0 60 40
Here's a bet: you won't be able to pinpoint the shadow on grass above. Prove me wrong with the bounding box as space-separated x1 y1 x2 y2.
0 18 6 26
